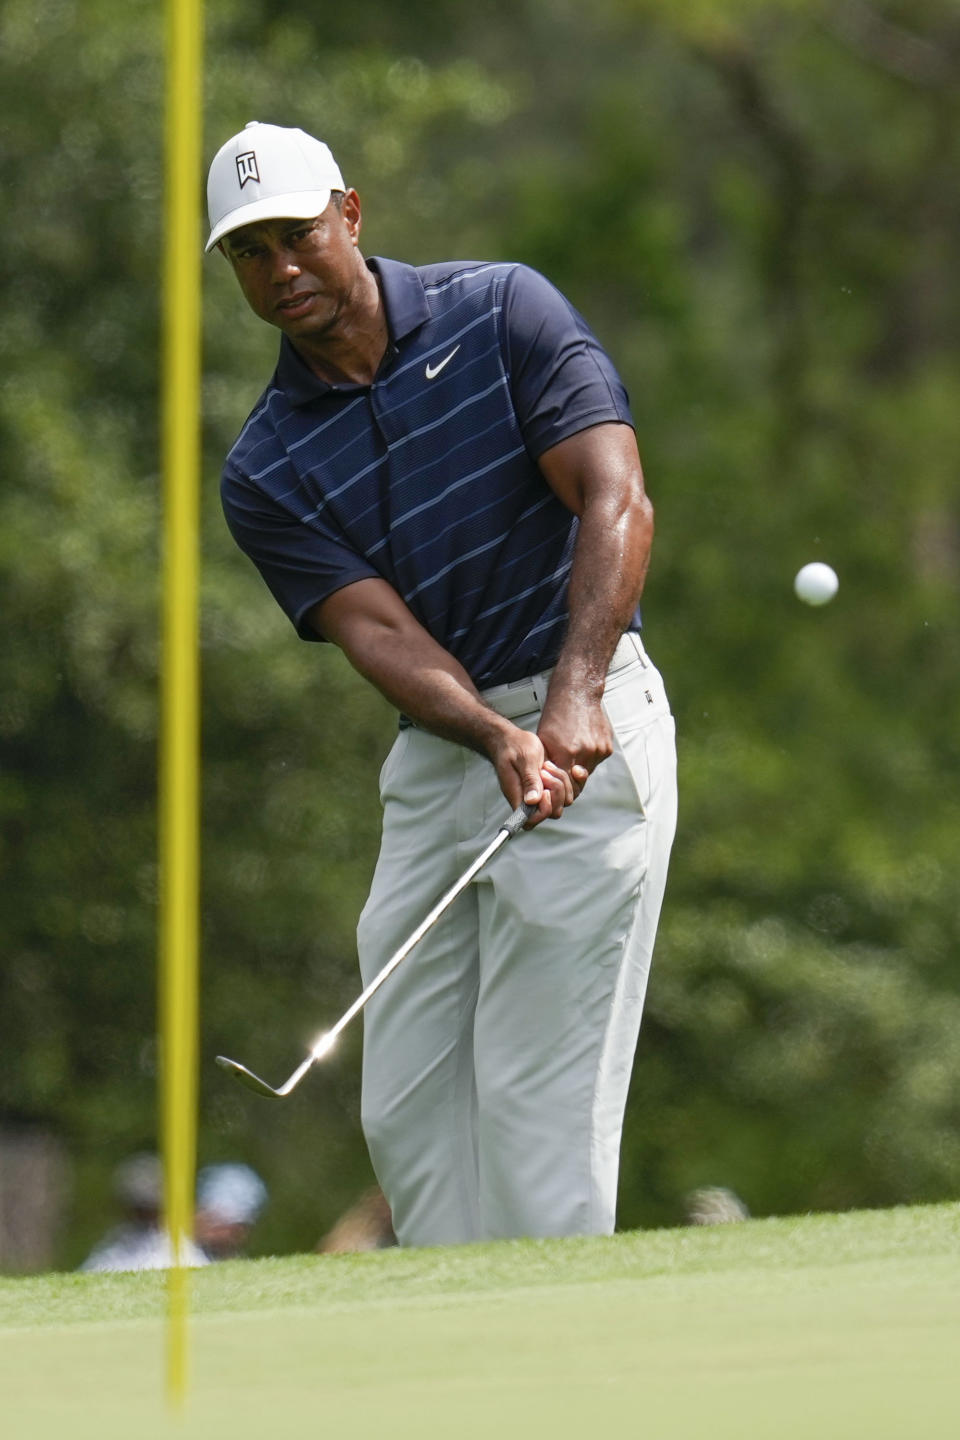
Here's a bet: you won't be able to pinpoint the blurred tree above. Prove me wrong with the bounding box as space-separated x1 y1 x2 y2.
0 0 520 1262
1 0 958 1263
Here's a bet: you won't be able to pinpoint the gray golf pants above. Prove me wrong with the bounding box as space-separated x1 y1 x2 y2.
356 633 677 1246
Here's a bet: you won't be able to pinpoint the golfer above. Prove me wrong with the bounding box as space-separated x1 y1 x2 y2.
206 122 678 1245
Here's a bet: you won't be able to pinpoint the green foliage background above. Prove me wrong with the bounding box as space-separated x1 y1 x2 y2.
1 0 958 1265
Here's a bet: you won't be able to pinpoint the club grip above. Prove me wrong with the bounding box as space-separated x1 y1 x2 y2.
502 801 536 837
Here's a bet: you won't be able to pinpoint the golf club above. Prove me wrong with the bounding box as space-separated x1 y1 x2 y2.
216 800 534 1099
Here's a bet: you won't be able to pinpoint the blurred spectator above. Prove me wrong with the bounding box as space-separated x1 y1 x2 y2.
317 1185 396 1253
79 1152 207 1272
194 1163 268 1260
0 1124 69 1273
683 1186 750 1226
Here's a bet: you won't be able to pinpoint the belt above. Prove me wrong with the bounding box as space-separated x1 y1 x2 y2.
479 632 643 721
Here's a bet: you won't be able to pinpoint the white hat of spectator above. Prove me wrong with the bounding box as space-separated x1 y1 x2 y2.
196 1164 268 1225
114 1152 163 1211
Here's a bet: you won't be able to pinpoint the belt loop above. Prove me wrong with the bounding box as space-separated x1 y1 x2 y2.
628 632 648 668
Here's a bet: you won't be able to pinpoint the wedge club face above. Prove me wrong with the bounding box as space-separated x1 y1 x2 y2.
215 802 533 1100
215 1033 334 1099
214 1054 299 1099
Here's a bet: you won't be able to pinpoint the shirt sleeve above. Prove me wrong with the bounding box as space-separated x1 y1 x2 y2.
221 462 380 642
499 264 634 459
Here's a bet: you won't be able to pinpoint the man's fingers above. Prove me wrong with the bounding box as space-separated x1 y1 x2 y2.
520 759 545 812
517 764 584 828
520 767 565 827
523 761 586 826
570 763 589 796
542 760 574 807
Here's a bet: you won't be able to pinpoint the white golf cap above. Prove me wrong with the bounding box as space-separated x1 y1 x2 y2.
205 121 346 252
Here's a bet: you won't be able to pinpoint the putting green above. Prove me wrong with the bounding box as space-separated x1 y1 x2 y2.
3 1202 958 1439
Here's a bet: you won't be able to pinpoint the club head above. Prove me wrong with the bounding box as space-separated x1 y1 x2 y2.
215 1049 319 1099
215 1054 289 1099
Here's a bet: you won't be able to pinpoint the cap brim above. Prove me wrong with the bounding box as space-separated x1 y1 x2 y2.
205 188 333 252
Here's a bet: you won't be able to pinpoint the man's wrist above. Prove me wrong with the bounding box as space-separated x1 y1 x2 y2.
547 645 614 702
402 687 516 762
463 705 518 762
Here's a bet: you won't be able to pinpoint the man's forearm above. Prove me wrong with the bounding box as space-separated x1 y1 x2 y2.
550 487 653 695
307 579 566 820
344 620 508 755
536 422 654 696
531 423 655 781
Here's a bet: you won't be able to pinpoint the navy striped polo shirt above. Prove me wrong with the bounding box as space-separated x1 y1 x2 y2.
221 257 636 689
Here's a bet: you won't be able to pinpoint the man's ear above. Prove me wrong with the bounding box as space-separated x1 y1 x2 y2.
341 188 363 245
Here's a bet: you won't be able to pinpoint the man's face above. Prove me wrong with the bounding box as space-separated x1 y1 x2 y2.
220 191 364 343
194 1209 250 1260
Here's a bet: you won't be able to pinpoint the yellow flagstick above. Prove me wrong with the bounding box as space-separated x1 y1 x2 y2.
161 0 203 1409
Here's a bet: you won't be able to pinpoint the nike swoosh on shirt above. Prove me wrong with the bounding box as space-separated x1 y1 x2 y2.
424 345 461 380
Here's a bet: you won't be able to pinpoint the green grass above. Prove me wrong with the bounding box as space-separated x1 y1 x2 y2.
3 1202 958 1439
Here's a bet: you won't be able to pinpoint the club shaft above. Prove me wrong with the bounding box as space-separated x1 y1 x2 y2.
217 803 531 1097
319 822 514 1052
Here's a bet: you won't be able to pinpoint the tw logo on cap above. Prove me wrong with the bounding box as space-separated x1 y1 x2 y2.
236 151 260 188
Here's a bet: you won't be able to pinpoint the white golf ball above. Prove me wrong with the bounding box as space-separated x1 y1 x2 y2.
794 562 839 606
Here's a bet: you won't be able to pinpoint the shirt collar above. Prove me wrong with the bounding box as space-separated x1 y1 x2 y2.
275 257 431 406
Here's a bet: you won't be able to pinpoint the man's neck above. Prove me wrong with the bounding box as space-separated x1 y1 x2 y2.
292 264 388 387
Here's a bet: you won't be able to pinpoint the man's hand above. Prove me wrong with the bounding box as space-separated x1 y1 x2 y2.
487 724 576 828
537 689 613 799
